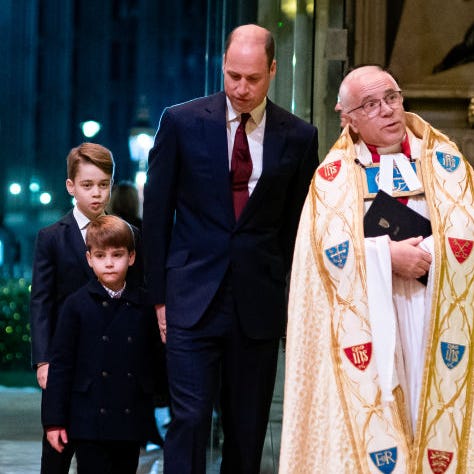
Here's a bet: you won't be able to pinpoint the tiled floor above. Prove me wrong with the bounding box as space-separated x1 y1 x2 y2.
0 344 284 473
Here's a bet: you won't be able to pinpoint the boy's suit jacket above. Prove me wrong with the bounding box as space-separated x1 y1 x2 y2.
30 210 143 366
143 91 318 339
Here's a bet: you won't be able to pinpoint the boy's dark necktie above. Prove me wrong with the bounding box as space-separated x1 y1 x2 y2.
230 113 252 219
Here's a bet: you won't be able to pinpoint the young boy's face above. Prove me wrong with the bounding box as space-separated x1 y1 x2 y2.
86 246 135 291
66 162 112 220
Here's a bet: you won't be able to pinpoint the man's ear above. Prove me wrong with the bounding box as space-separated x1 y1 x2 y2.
342 113 359 134
128 250 136 267
86 250 93 268
270 59 277 79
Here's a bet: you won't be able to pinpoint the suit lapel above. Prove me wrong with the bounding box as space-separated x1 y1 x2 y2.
203 92 235 225
62 211 95 278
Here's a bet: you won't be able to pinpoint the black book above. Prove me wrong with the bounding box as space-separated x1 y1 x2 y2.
364 190 431 284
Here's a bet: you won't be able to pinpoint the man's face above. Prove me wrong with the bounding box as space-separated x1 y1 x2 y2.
343 70 406 148
223 42 276 114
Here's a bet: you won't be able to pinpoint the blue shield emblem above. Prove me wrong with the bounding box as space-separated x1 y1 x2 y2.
441 341 466 369
436 151 460 172
324 241 349 269
365 162 417 193
369 447 397 474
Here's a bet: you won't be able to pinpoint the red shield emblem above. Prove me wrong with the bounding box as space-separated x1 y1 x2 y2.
318 160 341 182
427 449 453 474
448 237 473 264
343 342 372 371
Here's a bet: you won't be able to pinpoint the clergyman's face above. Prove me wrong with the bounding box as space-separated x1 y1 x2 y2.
343 70 406 148
223 42 276 114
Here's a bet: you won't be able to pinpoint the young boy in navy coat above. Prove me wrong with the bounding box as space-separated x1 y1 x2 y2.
42 215 157 474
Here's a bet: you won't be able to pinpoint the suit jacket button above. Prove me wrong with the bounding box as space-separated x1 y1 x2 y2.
127 372 133 378
102 335 109 342
127 336 133 343
102 371 109 377
124 408 131 415
100 408 106 415
102 301 109 307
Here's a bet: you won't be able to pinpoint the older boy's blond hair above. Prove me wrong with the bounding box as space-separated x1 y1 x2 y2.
66 142 115 181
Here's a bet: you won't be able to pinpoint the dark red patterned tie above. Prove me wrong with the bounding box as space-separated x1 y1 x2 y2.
231 113 252 219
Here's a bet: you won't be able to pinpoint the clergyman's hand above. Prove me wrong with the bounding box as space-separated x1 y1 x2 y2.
389 236 432 280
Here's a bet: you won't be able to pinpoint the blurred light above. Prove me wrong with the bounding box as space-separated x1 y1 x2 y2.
281 0 296 18
81 120 101 138
137 133 154 150
9 183 21 195
135 171 147 187
29 181 40 192
129 96 154 163
129 132 154 163
39 192 52 205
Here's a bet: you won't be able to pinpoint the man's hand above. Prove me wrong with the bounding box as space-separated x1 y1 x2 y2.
156 304 167 343
389 236 432 279
46 427 68 453
36 363 49 389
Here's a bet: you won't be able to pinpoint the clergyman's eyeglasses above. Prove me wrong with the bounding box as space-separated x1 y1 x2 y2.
346 90 403 118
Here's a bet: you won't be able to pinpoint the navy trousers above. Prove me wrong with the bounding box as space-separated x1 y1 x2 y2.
164 274 280 474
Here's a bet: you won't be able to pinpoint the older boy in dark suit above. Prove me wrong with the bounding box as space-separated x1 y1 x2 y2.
42 215 157 474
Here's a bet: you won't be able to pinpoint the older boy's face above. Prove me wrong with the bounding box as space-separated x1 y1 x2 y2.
66 162 112 220
86 246 135 291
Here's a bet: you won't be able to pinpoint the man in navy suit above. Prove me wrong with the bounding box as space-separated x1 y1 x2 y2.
142 24 318 473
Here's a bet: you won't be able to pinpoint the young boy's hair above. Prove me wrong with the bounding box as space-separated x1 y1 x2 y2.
86 215 135 253
66 142 115 180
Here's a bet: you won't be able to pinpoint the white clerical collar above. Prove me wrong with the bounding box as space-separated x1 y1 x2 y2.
226 97 266 126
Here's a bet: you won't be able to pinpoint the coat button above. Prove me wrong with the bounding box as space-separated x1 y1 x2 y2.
127 336 133 343
100 408 106 415
127 372 133 378
102 371 109 377
124 408 131 415
102 335 109 342
102 301 109 307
